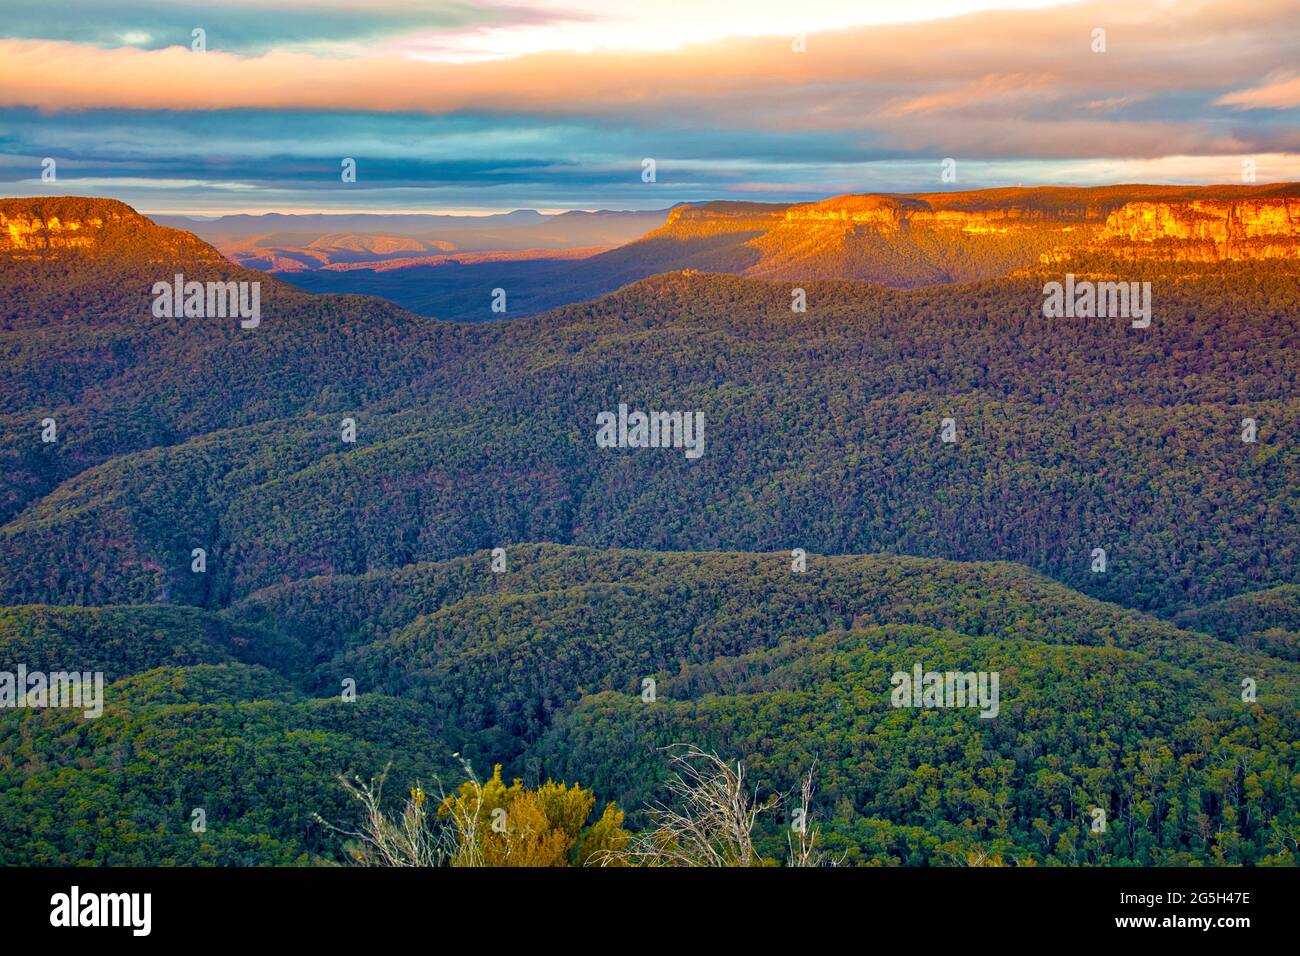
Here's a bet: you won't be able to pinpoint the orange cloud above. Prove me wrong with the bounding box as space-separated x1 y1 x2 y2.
0 0 1290 115
0 0 1295 165
883 73 1060 117
1217 75 1300 110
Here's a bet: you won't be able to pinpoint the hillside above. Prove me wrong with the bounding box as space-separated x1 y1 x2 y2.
3 545 1296 865
1175 585 1300 661
2 200 1296 615
0 196 474 527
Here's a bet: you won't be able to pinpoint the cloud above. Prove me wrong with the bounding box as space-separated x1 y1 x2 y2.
2 0 1298 212
0 1 556 55
15 177 261 191
2 1 1294 131
1 1 1080 59
1082 94 1147 112
1216 74 1300 110
882 73 1060 117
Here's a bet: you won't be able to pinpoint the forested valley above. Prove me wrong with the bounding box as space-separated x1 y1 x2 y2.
1 197 1296 866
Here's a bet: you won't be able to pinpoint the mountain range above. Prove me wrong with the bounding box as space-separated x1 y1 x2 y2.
0 188 1297 866
276 184 1300 320
156 207 678 272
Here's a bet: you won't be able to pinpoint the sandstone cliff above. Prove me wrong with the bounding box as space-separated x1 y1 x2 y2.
645 184 1300 282
0 197 225 263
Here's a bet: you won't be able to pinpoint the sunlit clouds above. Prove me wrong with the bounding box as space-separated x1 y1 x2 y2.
1 0 1297 213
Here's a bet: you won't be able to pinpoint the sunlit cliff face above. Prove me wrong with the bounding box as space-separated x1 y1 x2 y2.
656 203 790 236
0 198 224 263
657 189 1300 274
1097 199 1300 261
5 189 1300 283
2 212 105 251
0 198 145 254
783 198 1099 235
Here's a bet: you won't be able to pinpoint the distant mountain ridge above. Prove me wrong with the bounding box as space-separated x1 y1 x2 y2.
156 206 681 273
277 183 1300 320
650 183 1300 281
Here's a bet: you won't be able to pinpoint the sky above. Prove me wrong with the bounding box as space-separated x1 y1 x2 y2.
1 0 1298 215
